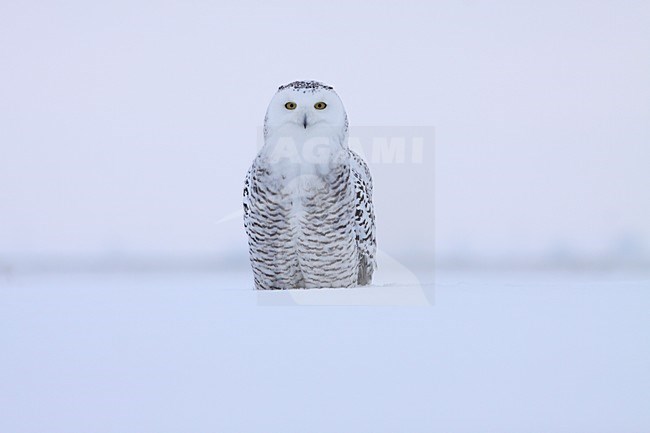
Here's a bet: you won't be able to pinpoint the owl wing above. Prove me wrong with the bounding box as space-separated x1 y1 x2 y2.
243 164 253 237
349 150 376 285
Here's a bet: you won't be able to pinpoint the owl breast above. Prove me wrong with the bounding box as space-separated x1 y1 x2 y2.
245 143 359 290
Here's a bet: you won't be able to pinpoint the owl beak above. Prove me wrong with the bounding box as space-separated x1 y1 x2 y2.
302 113 308 129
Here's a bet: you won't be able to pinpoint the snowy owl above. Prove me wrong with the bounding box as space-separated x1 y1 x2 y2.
243 80 376 290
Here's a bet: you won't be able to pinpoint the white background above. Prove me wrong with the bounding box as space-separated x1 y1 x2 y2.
1 3 649 432
1 0 649 268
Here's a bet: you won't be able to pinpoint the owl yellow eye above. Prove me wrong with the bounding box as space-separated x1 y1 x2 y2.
314 102 327 110
284 102 297 110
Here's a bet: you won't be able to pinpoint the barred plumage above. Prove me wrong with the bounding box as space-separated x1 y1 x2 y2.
243 81 376 290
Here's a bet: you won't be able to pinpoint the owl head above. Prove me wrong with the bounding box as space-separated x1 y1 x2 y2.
263 81 348 144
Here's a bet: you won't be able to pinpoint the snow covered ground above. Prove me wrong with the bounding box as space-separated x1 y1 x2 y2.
1 267 648 433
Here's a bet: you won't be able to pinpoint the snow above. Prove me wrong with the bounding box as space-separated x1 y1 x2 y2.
1 268 648 433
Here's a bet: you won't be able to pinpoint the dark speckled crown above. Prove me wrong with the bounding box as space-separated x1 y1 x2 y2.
278 80 334 93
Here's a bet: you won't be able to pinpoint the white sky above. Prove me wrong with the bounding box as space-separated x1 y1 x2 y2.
1 1 648 264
